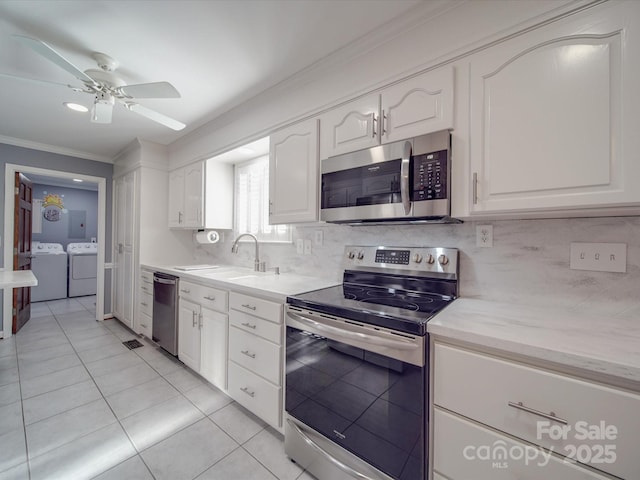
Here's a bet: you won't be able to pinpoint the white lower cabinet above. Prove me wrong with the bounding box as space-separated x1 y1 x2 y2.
433 408 609 480
178 280 229 390
228 291 283 430
137 270 153 338
432 342 640 479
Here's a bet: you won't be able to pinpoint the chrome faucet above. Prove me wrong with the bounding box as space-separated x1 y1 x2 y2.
231 233 265 272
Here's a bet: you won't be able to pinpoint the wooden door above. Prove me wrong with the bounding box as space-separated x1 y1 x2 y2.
13 172 33 333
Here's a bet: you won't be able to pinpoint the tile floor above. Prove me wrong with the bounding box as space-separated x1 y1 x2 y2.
0 296 313 480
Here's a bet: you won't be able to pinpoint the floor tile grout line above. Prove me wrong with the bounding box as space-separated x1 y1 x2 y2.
42 299 158 480
12 302 56 479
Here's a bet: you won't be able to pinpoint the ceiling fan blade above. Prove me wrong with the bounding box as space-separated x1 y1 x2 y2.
119 81 180 99
0 72 78 90
14 35 97 85
126 103 185 131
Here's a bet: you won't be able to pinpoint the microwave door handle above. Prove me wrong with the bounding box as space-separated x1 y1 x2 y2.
400 141 412 215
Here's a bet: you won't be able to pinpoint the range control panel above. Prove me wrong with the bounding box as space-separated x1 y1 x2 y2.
344 245 458 278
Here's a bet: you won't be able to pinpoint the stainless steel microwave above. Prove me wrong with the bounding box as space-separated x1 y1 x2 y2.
320 130 460 224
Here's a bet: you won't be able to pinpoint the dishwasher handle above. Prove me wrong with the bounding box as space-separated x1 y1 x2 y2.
154 274 177 285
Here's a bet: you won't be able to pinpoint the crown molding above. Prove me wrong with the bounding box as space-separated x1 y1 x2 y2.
0 135 114 164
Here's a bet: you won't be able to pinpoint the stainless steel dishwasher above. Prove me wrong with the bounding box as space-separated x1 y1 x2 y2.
152 272 179 355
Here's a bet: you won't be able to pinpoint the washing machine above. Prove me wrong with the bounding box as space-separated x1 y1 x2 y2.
67 243 98 297
31 242 68 302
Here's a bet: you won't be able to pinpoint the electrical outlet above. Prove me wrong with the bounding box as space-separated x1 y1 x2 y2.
304 239 312 255
314 230 324 246
296 239 304 255
476 225 493 247
570 242 626 273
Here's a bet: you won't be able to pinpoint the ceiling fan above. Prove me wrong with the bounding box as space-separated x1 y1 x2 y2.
2 35 185 131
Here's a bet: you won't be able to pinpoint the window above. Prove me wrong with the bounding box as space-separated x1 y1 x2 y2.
234 155 291 243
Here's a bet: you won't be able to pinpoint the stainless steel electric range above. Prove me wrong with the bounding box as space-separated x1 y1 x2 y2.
284 245 459 480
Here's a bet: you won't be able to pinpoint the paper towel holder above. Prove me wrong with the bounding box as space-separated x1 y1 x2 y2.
194 229 220 244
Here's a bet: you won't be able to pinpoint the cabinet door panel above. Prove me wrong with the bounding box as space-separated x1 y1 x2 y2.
382 67 454 143
320 94 379 159
168 168 184 227
469 3 640 214
178 298 200 371
183 162 204 228
200 307 227 390
269 118 319 224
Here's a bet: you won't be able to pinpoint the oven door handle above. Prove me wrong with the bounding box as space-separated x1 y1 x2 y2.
400 140 412 215
288 311 419 351
287 419 376 480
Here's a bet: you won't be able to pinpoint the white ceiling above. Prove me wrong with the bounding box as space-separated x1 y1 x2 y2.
0 0 424 163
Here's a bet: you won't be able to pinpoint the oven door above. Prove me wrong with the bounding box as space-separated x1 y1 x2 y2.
285 306 427 480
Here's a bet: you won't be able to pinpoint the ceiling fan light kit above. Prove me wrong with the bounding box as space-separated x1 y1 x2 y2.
10 35 185 130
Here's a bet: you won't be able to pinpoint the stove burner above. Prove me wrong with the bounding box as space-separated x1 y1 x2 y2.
365 290 395 297
359 297 420 311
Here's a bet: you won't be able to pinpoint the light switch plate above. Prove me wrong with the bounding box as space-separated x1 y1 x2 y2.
296 239 304 255
304 239 312 255
314 230 324 246
570 242 626 273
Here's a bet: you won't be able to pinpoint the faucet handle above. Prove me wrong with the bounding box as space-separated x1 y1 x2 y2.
257 261 266 272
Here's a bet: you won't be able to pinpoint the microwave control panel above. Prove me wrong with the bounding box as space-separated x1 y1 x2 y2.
413 149 447 201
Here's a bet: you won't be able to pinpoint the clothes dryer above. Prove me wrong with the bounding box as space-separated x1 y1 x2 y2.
67 243 98 297
31 242 68 302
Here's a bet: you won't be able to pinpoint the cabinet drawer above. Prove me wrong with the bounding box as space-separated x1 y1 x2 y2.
140 270 153 284
433 408 610 480
138 312 152 339
228 361 281 429
139 291 153 317
179 280 228 312
229 292 281 323
434 343 640 479
229 326 281 385
229 309 282 344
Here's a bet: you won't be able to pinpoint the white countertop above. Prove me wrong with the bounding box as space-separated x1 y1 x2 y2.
428 298 640 387
0 269 38 289
142 264 339 302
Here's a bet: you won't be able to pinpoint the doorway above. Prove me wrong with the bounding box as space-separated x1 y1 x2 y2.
3 164 107 338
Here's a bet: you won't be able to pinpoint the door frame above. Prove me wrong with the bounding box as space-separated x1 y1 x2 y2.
3 164 107 337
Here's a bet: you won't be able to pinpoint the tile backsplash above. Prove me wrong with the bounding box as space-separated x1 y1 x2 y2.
194 217 640 318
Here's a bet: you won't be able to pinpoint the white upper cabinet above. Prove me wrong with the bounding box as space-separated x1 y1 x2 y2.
381 67 454 144
319 94 379 159
468 2 640 215
269 118 319 224
168 159 233 229
319 67 454 159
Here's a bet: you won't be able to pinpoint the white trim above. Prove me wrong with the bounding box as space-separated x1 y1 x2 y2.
3 164 108 337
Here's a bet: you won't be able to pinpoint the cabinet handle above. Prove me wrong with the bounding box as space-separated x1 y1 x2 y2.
141 302 148 307
240 386 255 398
203 295 216 301
192 311 197 327
140 323 147 328
241 322 257 330
141 286 148 292
241 303 257 311
179 211 183 224
180 288 190 294
198 313 203 330
507 401 568 425
372 114 377 138
472 172 478 205
241 350 256 359
381 109 387 136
